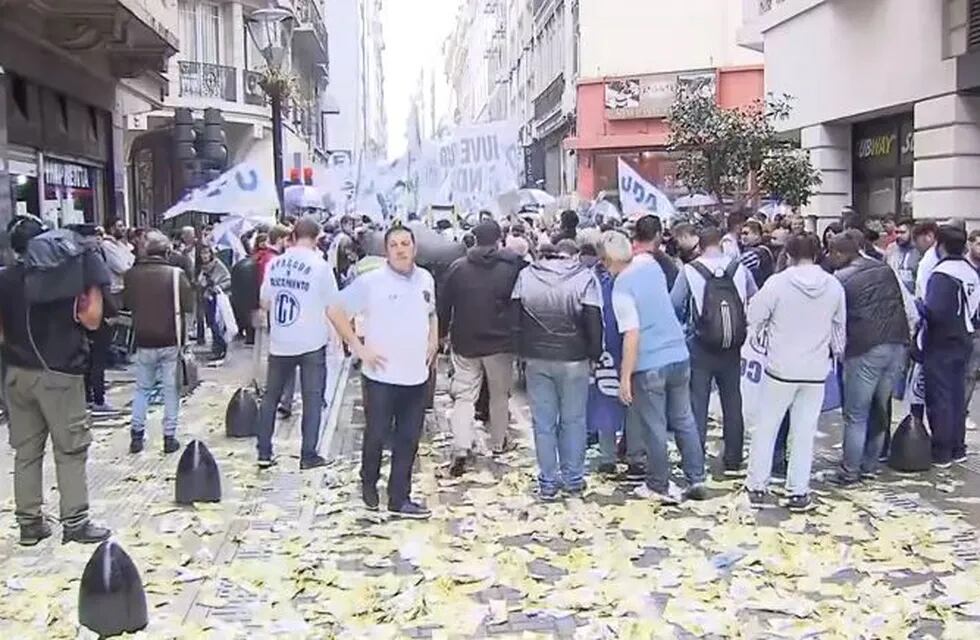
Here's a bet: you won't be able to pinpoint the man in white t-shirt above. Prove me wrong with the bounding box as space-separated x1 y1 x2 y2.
257 217 338 470
328 225 438 519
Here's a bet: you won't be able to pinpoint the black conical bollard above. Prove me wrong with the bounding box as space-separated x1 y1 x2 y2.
175 440 222 505
78 540 148 637
225 387 259 438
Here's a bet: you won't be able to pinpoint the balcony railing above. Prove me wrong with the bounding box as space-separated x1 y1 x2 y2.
293 0 328 50
243 69 266 106
759 0 789 13
178 61 236 102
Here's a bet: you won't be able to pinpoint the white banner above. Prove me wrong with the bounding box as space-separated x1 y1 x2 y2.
618 158 677 220
163 163 278 220
436 120 522 214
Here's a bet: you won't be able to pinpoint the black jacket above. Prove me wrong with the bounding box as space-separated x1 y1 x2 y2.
835 256 909 358
439 246 525 357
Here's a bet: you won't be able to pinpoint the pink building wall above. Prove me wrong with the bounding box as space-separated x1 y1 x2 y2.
566 66 765 198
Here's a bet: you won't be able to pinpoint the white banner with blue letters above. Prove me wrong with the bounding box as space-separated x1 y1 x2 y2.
618 157 677 220
163 163 279 220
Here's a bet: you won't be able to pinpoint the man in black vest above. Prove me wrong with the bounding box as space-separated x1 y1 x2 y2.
827 232 915 485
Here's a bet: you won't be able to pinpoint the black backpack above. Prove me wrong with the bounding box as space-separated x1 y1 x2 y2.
690 260 747 351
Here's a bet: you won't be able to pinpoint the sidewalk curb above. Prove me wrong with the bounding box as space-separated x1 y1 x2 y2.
320 357 351 457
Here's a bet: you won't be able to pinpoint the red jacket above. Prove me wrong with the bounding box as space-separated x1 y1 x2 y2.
254 247 280 286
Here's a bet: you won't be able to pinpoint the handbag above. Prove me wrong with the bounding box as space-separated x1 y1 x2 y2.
888 413 932 472
172 268 199 396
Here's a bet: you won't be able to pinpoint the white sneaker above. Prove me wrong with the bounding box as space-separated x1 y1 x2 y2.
634 482 682 505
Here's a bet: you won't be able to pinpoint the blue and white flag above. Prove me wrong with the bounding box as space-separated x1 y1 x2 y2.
588 266 626 435
618 158 677 220
163 163 278 220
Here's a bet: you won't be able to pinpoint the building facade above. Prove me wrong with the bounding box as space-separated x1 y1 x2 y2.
126 0 331 226
741 0 980 223
567 0 764 199
324 0 387 167
1 0 178 229
445 0 765 198
445 0 577 194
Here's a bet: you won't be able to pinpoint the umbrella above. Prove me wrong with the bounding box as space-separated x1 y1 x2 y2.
498 188 557 216
362 227 465 276
674 193 718 209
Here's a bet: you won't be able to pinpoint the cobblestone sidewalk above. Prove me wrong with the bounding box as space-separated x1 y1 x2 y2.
1 351 980 638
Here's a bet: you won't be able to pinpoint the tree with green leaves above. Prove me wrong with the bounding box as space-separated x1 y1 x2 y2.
667 87 820 210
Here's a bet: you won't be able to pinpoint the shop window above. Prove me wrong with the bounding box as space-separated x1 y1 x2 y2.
43 159 102 226
593 150 680 197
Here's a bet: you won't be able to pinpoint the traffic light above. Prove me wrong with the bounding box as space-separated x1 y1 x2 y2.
173 108 198 192
199 108 228 183
172 108 230 194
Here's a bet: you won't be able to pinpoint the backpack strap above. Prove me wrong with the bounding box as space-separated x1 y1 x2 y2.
690 261 714 281
723 259 741 278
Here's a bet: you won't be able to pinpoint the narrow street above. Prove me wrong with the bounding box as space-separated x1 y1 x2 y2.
1 344 980 639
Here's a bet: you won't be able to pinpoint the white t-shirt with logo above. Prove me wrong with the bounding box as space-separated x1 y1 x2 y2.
340 264 435 386
260 246 338 356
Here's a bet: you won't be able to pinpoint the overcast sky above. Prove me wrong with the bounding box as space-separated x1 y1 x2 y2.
382 0 460 159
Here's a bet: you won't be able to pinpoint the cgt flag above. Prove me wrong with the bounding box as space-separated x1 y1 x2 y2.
617 158 677 220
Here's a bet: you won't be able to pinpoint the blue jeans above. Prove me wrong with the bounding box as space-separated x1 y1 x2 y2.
631 360 705 493
257 347 326 462
131 347 180 438
841 343 907 478
525 359 590 492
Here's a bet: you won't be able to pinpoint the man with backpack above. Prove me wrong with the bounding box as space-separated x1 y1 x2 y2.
671 227 756 475
0 215 112 545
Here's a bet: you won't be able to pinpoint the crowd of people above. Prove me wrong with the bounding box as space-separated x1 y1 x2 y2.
437 207 980 514
1 201 978 544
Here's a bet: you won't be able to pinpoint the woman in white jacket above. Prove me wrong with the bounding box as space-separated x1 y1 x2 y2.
745 233 846 512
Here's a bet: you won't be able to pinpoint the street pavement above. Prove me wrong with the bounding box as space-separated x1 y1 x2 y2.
1 344 980 638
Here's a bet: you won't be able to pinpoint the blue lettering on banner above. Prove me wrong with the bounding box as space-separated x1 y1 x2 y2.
620 176 658 212
274 291 301 327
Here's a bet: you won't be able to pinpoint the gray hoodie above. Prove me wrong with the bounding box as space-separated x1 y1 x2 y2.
747 264 846 384
511 257 603 361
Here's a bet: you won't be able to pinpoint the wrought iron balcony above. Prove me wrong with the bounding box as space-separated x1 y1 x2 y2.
759 0 788 13
293 0 329 64
178 61 237 102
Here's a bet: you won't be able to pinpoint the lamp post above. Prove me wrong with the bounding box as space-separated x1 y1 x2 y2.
246 5 296 216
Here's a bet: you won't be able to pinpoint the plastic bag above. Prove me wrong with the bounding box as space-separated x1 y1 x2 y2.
215 291 239 343
888 413 932 472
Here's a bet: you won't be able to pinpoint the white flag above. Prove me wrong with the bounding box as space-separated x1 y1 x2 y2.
618 158 677 220
163 163 279 220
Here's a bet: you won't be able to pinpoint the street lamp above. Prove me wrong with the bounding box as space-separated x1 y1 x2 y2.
246 5 296 215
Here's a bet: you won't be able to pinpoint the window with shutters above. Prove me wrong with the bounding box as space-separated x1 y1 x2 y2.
970 0 980 51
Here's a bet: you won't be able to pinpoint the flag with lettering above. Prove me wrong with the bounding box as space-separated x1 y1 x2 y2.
588 265 626 436
618 158 677 220
163 163 278 219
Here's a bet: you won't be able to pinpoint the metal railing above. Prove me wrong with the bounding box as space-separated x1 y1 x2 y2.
759 0 789 13
293 0 328 49
178 61 237 102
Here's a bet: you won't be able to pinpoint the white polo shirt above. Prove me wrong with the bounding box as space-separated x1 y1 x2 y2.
260 246 338 356
340 263 435 386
